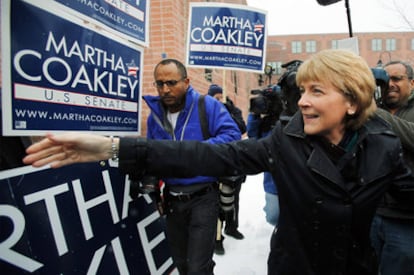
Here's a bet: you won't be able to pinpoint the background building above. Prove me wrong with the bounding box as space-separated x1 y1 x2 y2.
141 0 414 135
141 0 251 136
266 32 414 81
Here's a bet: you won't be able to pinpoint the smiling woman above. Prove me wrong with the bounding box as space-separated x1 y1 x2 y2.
296 49 376 144
23 49 414 275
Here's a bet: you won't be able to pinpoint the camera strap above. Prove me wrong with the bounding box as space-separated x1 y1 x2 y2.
198 95 246 185
197 95 210 140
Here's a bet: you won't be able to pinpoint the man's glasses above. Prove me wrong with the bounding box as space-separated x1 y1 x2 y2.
153 78 185 88
389 75 408 82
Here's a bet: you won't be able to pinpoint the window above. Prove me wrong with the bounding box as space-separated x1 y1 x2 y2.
291 41 302 53
385 38 396 51
411 38 414 50
305 40 317 53
372 39 382 51
331 40 339 49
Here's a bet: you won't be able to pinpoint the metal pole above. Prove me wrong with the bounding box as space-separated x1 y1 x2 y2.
345 0 353 37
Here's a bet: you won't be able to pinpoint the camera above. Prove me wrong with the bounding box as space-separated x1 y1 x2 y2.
278 60 303 116
218 175 246 212
371 67 389 105
249 85 283 116
219 183 235 212
250 60 303 117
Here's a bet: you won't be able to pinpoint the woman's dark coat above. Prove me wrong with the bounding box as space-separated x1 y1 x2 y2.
119 112 414 275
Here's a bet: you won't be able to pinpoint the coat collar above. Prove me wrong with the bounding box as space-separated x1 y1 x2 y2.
283 111 394 140
283 111 394 191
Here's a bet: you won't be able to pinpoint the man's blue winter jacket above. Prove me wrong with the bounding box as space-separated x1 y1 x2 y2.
143 85 241 186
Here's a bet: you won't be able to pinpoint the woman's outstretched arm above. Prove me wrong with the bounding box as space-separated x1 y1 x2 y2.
23 133 117 168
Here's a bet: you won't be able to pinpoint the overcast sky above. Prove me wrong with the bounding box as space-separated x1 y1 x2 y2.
246 0 414 35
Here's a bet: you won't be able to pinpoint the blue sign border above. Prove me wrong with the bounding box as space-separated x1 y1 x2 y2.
186 3 268 73
54 0 150 47
1 0 143 136
0 162 175 274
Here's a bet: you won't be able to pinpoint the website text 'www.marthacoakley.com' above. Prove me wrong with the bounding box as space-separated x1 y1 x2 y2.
14 109 137 128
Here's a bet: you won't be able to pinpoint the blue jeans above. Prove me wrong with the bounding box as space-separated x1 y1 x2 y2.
263 192 279 226
370 215 414 275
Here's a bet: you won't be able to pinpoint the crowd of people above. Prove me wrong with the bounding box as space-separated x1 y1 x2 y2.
6 49 414 275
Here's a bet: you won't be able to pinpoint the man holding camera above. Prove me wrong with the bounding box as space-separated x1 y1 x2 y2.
247 61 302 226
139 59 241 275
247 85 282 226
371 61 414 275
207 84 247 255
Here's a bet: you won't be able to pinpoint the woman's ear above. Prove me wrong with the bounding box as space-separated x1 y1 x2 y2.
346 102 357 116
347 109 355 115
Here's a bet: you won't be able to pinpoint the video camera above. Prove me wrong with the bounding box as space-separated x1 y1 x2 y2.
278 60 303 116
249 60 303 122
249 85 283 116
371 67 389 105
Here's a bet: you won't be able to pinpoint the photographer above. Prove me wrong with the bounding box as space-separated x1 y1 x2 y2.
130 60 241 275
208 84 246 255
247 84 283 226
247 60 302 226
370 62 414 275
278 60 303 117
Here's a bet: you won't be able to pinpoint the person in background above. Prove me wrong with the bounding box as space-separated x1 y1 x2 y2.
246 84 282 226
133 59 241 274
247 111 279 226
370 61 414 275
23 49 414 275
246 64 302 226
0 134 31 170
207 84 246 255
0 91 37 171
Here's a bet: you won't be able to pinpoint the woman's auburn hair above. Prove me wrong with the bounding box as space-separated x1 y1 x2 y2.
296 49 377 130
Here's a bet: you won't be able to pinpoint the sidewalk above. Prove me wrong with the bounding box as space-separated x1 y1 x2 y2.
214 173 274 275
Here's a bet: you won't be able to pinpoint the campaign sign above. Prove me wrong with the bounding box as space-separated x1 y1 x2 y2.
186 3 267 73
1 0 143 136
54 0 149 47
0 162 175 274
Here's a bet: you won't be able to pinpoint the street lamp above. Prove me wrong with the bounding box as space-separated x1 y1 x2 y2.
377 51 392 68
264 64 274 85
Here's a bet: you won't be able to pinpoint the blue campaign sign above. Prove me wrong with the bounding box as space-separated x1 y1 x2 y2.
54 0 149 47
0 162 176 275
1 0 143 136
186 3 268 73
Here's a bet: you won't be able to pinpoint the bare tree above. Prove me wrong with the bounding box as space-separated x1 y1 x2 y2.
379 0 414 31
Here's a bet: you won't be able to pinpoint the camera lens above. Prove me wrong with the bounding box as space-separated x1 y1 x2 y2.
220 184 235 212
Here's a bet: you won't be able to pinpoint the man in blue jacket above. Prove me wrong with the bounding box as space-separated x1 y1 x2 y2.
142 59 241 275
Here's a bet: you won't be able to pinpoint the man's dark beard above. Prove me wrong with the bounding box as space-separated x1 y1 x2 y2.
383 96 402 110
162 96 185 112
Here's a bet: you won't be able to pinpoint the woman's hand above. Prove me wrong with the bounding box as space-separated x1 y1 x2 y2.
23 133 117 168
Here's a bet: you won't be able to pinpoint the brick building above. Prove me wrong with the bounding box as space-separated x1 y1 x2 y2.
266 32 414 80
141 0 252 136
141 0 414 135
